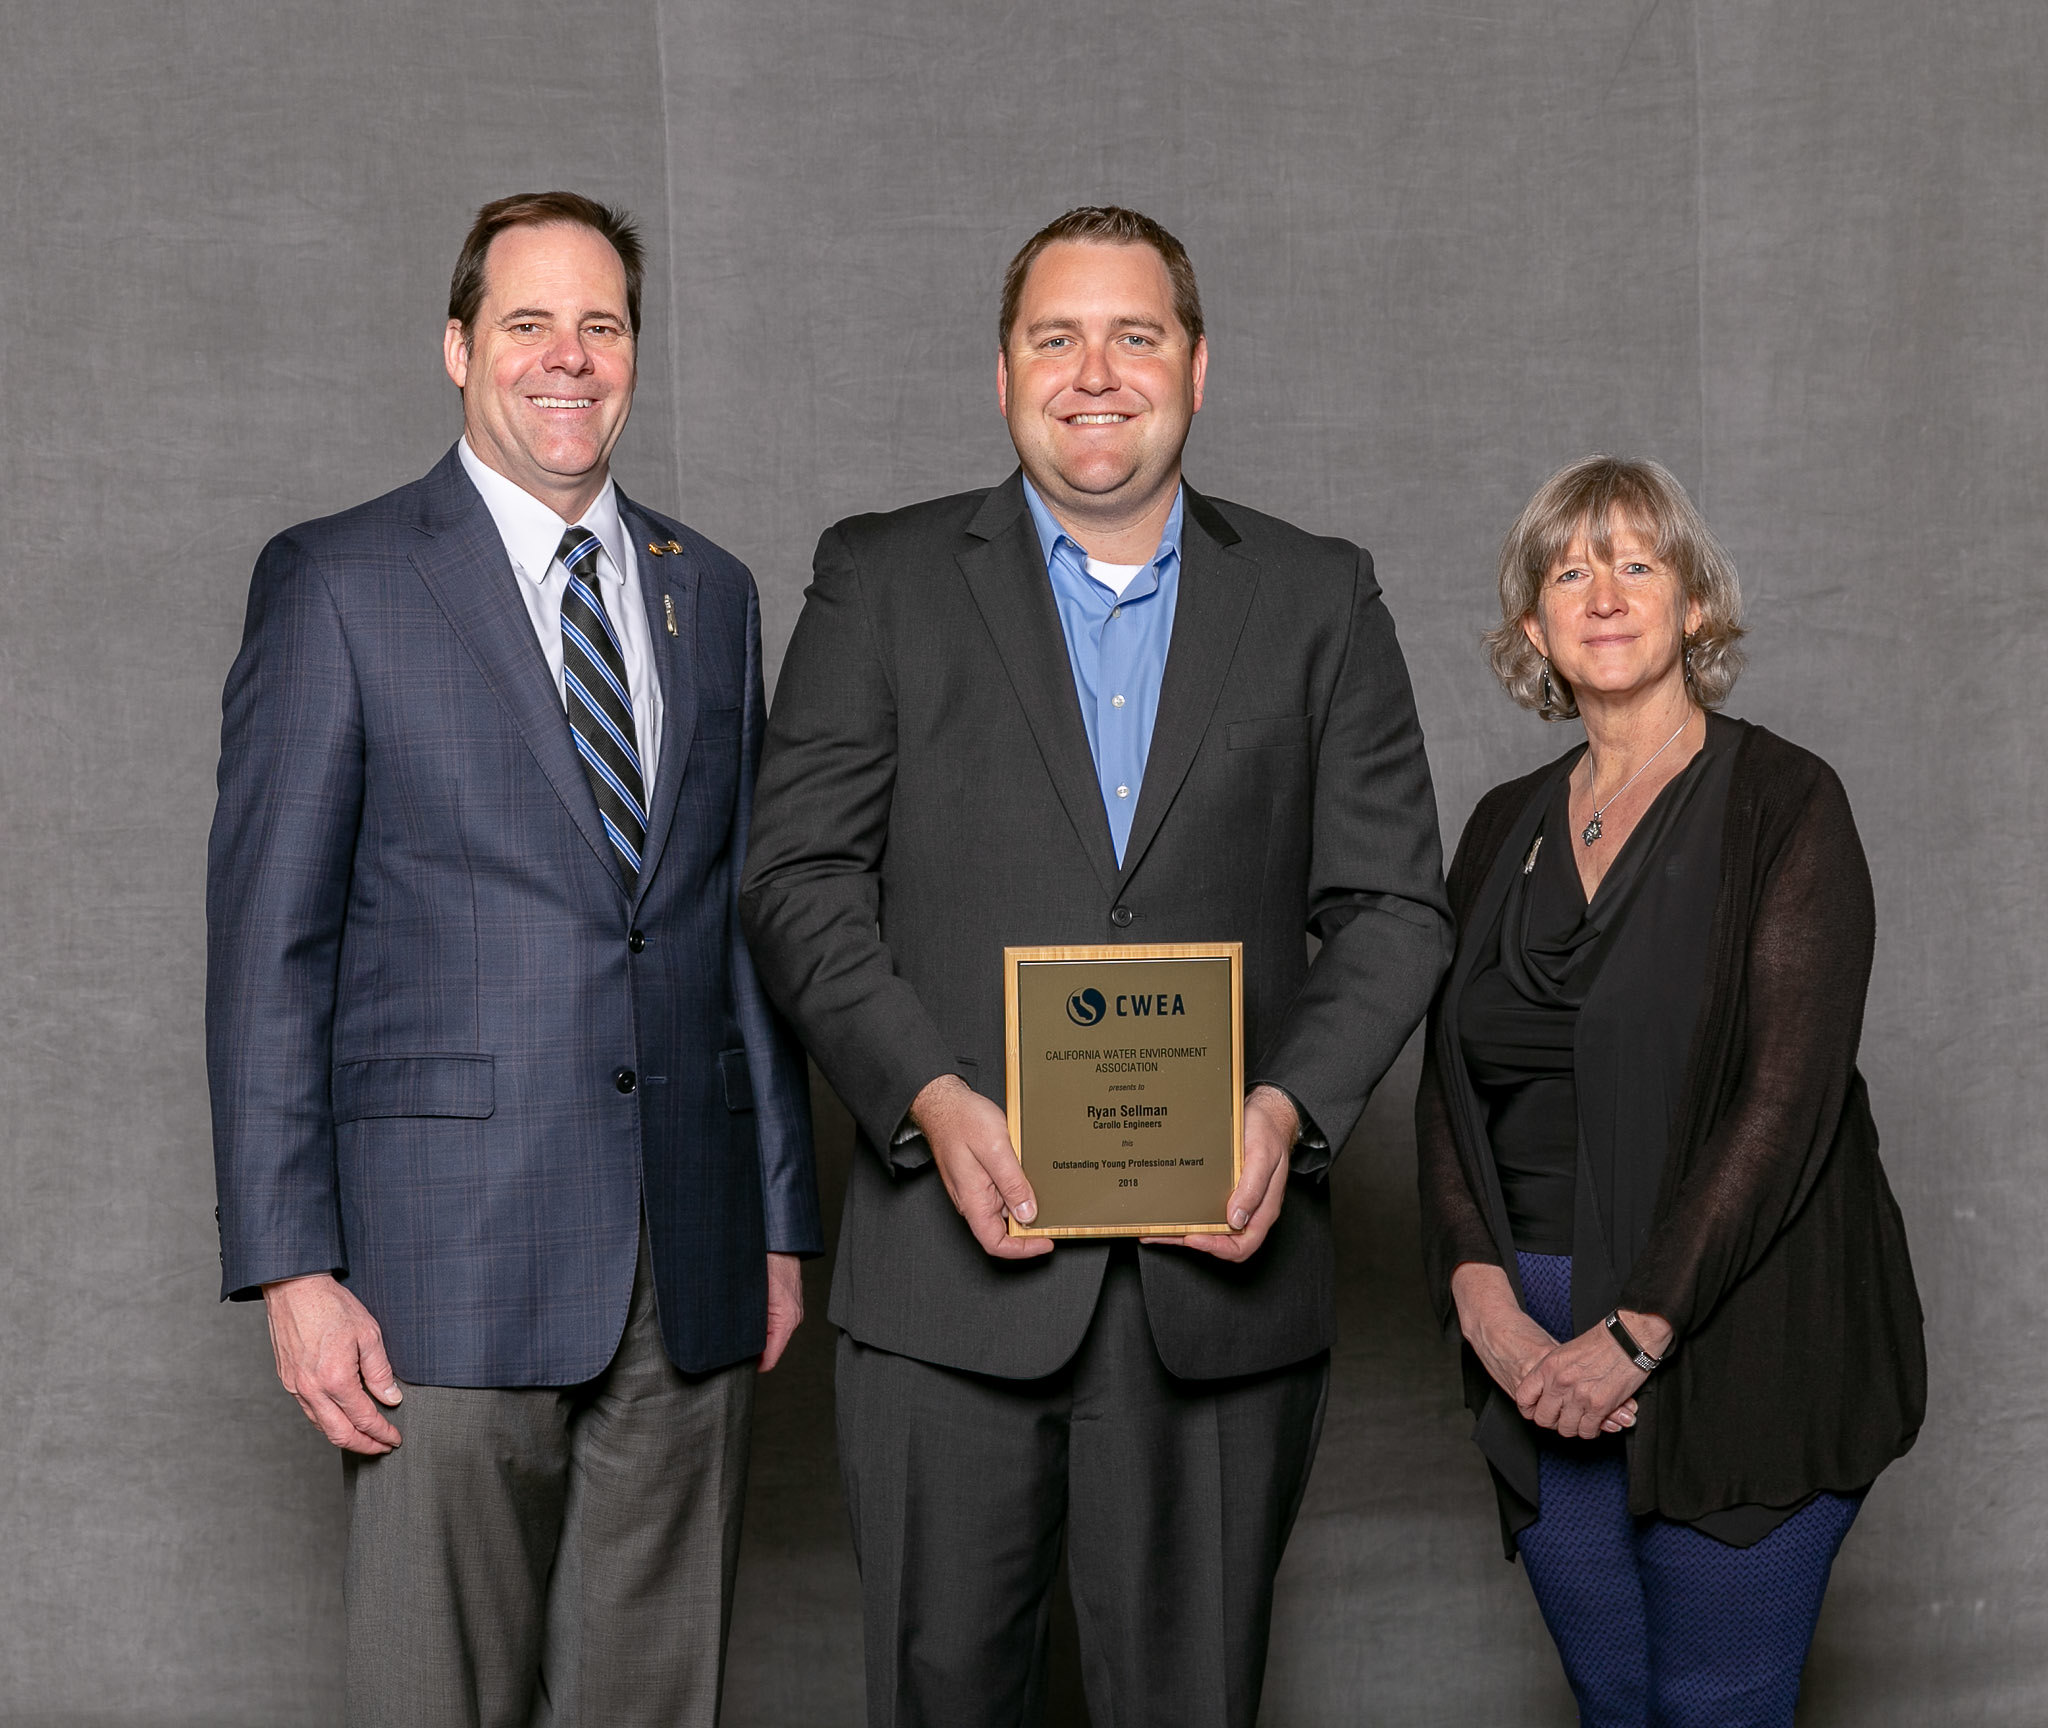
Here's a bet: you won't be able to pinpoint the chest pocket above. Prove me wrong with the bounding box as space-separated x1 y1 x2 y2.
690 604 745 713
1226 713 1312 751
695 659 743 715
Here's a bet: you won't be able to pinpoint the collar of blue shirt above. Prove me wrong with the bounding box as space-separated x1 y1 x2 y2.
1020 475 1185 598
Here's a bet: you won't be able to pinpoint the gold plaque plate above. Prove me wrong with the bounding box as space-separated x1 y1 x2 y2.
1004 943 1243 1238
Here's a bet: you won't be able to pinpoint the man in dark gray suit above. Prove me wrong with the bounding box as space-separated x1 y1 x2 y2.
740 206 1451 1727
209 193 818 1725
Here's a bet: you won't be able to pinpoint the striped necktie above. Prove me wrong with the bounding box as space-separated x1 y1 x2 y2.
556 526 648 880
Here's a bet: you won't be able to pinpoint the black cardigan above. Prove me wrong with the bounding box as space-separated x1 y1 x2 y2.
1417 718 1926 1530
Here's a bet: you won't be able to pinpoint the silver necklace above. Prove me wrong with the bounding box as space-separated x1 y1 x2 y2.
1580 715 1693 847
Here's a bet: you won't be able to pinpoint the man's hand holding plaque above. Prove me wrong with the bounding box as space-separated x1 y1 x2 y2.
1140 1083 1298 1260
909 1073 1053 1260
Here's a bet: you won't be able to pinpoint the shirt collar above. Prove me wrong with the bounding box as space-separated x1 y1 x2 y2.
1020 475 1185 588
459 437 630 587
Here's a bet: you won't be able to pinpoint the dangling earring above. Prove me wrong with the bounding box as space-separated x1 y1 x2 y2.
1683 638 1697 683
1540 658 1557 711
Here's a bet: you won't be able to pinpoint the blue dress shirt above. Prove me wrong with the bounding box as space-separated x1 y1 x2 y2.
1022 478 1184 866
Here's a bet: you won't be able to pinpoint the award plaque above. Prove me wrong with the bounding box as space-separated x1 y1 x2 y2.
1004 943 1243 1238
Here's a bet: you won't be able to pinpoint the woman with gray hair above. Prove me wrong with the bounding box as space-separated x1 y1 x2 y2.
1416 455 1925 1726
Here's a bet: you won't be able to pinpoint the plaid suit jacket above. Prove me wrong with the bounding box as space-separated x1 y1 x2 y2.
208 445 818 1384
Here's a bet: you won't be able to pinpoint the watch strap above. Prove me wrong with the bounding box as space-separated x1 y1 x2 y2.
1604 1310 1662 1373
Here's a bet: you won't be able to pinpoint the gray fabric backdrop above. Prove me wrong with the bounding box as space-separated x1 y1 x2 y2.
2 0 2037 1721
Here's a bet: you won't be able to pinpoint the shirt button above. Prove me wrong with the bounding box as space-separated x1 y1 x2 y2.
1115 785 1130 799
1111 694 1126 708
1110 606 1121 618
614 1068 638 1094
1110 905 1135 928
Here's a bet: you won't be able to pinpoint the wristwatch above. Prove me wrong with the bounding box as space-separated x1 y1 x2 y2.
1603 1310 1664 1374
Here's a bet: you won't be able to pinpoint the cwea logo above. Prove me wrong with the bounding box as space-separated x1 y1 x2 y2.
1066 985 1187 1025
1115 993 1186 1017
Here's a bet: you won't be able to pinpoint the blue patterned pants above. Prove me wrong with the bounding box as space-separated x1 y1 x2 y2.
1512 1252 1862 1728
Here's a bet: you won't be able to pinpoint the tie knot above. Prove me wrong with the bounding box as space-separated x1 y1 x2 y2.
556 526 604 578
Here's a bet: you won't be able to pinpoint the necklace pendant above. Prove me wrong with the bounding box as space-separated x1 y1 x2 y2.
1581 812 1602 847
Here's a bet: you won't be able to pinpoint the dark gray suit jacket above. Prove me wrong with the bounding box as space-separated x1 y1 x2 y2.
739 473 1448 1380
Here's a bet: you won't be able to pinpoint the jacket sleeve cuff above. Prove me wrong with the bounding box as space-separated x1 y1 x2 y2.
1248 1080 1333 1176
886 1113 937 1172
877 1058 979 1172
220 1246 346 1304
763 1213 826 1258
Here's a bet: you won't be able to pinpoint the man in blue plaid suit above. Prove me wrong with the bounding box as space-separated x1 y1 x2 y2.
206 192 818 1726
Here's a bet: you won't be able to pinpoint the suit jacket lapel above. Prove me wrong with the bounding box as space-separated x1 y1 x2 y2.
619 493 699 908
1117 487 1258 886
409 447 625 895
957 474 1120 898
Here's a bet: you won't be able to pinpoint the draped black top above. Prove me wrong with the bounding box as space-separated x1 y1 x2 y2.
1457 734 1732 1263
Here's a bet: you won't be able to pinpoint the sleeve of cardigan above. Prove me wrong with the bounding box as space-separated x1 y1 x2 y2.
1417 1027 1500 1326
1416 796 1514 1328
1617 761 1875 1339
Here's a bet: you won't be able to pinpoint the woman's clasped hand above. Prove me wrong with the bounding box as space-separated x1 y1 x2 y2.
1450 1260 1642 1438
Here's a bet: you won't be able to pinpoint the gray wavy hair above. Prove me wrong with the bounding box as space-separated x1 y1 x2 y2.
1486 455 1745 720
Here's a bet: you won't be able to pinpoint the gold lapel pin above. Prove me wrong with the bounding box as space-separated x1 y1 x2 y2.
666 539 683 555
663 593 678 636
646 539 666 557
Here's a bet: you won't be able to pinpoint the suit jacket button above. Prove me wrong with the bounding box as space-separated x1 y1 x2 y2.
614 1068 638 1094
628 929 646 953
1110 905 1134 928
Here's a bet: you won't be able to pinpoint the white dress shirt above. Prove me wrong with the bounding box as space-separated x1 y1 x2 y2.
458 438 664 791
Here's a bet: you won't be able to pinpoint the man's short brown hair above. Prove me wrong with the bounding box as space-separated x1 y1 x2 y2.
448 191 645 341
998 206 1204 351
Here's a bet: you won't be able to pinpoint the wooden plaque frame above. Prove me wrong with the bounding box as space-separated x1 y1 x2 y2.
1003 942 1244 1238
